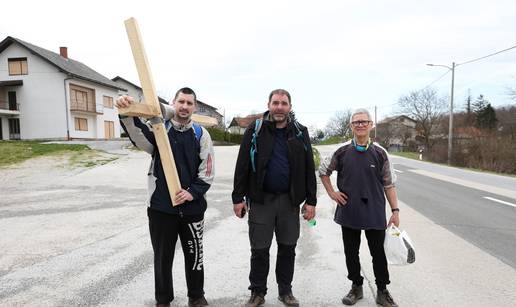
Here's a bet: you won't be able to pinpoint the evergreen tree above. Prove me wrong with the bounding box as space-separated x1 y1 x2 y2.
473 95 497 130
473 94 487 113
465 89 472 114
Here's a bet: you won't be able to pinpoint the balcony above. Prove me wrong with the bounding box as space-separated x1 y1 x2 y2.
70 102 103 114
0 99 20 115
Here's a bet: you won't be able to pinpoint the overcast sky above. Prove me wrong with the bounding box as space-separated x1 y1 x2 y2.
2 0 516 129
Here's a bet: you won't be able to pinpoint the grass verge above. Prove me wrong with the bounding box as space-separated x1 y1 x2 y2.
390 151 420 160
0 141 116 167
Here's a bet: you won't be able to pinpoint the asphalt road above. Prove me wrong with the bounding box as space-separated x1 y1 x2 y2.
393 162 516 268
1 143 515 306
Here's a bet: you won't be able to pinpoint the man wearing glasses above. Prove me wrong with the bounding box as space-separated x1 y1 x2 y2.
318 108 400 307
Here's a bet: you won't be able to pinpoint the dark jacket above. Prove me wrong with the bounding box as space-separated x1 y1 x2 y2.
120 116 215 215
232 111 317 206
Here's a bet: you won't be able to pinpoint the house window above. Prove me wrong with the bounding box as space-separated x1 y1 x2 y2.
70 84 96 112
104 121 114 139
103 96 114 108
8 118 20 139
8 58 28 75
74 117 88 131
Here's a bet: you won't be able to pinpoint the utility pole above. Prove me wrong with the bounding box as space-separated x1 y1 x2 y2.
426 62 456 165
448 62 455 165
374 105 377 139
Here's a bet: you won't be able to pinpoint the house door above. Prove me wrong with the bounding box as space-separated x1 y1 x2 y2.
8 118 20 139
8 91 17 110
104 121 114 139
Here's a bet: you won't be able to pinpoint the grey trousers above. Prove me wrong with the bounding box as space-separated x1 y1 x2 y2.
247 193 300 295
248 193 300 249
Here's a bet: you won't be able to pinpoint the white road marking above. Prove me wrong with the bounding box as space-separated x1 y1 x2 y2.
394 169 404 173
483 196 516 208
409 169 516 200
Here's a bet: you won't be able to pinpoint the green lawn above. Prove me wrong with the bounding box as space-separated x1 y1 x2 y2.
0 141 91 166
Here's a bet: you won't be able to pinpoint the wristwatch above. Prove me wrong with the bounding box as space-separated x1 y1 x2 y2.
391 208 400 213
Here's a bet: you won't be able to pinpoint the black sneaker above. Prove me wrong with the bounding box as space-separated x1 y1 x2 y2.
342 284 363 305
376 289 398 307
188 296 209 307
245 292 265 307
278 293 299 307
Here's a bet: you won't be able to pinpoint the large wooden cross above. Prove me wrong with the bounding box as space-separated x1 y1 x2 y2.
118 17 217 206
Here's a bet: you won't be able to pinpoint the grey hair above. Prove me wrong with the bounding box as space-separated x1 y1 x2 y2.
350 108 372 122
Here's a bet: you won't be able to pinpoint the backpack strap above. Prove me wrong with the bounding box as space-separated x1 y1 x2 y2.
293 121 308 151
192 123 203 142
250 119 262 173
164 119 172 131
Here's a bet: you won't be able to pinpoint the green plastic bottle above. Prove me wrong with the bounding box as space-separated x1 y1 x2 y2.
307 219 317 227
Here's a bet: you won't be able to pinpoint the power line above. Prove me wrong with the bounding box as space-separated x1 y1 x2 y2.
458 44 516 66
422 70 451 90
422 43 516 91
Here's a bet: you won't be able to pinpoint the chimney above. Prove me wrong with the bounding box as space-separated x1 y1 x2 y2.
59 47 68 59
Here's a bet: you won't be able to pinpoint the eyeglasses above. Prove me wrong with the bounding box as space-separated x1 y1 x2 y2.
351 120 372 127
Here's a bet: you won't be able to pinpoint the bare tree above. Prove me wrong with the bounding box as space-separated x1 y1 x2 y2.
375 122 394 148
324 109 353 138
507 83 516 101
398 88 446 151
376 118 415 151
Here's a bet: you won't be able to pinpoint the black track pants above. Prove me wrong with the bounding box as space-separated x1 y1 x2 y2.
148 208 205 304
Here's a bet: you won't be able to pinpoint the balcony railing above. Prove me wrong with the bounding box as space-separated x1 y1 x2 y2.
0 100 19 111
70 102 103 114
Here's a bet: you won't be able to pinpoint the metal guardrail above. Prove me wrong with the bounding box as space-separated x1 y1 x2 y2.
0 100 19 111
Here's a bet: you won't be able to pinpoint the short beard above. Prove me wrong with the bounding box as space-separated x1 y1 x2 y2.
272 114 287 123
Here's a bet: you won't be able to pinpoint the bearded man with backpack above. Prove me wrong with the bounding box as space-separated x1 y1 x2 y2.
116 87 214 307
232 89 317 307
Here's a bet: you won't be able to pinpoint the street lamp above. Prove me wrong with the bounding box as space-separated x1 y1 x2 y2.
426 62 456 165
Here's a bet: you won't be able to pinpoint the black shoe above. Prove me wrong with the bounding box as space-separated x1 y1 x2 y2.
245 292 265 307
376 289 398 307
278 292 299 307
188 296 209 307
342 284 363 305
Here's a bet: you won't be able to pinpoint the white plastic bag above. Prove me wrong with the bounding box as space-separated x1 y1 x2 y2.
384 225 415 265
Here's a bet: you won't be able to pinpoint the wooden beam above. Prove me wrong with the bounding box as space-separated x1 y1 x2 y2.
118 101 218 126
192 114 219 127
124 17 181 206
118 103 160 118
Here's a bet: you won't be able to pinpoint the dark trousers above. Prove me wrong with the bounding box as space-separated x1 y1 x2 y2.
248 193 300 295
341 226 390 290
148 208 205 304
250 244 296 296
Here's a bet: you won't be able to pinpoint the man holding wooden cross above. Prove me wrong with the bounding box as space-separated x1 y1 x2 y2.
116 87 214 307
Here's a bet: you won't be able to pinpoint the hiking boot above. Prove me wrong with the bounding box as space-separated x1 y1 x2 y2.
376 289 398 307
341 284 363 305
245 292 265 307
188 296 209 307
278 293 299 307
